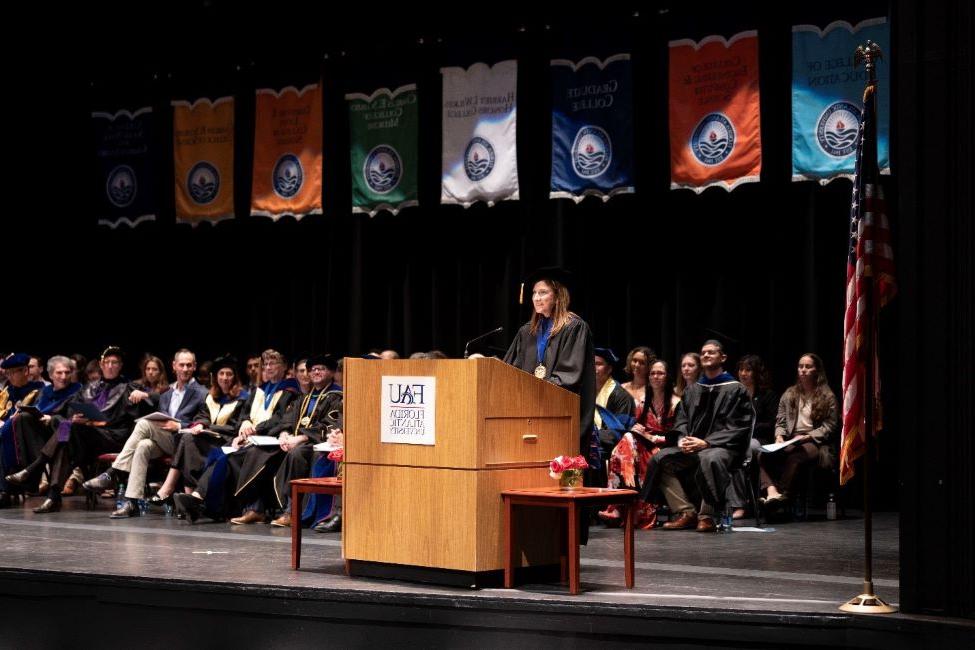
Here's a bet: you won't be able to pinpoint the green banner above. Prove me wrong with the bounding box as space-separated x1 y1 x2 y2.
347 84 418 216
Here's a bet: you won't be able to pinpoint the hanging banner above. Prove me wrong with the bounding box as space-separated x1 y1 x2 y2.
441 60 519 207
669 31 762 192
550 54 634 202
792 18 890 183
173 96 235 225
251 84 323 220
347 84 419 217
92 107 156 228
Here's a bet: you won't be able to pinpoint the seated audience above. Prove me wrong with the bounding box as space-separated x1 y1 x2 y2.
593 347 636 461
675 352 702 398
137 354 169 395
83 349 207 518
600 359 678 529
642 340 753 532
759 353 838 506
725 354 778 519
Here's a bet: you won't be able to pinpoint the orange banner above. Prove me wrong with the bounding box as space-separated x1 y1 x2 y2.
251 84 323 220
669 31 762 192
173 97 235 224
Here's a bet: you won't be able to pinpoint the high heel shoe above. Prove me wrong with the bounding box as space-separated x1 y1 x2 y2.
173 493 203 523
148 493 174 507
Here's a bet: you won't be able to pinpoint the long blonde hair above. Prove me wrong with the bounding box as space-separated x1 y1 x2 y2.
528 279 575 336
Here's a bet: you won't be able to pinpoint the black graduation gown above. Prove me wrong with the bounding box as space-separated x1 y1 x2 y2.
503 316 596 452
272 387 344 509
170 394 247 488
41 377 142 493
641 379 753 506
596 381 636 452
7 383 81 480
751 389 778 445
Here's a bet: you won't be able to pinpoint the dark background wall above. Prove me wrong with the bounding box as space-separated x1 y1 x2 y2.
2 0 971 618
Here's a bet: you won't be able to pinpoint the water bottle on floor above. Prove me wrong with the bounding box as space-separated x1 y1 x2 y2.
826 493 837 520
721 511 733 532
116 483 126 511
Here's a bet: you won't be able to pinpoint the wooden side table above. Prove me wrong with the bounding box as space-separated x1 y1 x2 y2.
501 487 638 595
289 477 343 570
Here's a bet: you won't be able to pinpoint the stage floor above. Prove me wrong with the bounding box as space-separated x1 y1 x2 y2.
0 495 898 614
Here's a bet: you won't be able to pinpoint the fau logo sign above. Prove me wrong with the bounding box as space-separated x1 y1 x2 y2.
387 383 426 405
381 375 436 446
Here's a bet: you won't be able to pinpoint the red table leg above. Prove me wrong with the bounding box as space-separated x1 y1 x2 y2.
624 501 635 588
503 496 515 588
291 484 302 570
567 503 580 595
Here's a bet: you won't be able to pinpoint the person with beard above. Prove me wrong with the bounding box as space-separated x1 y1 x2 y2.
266 354 343 528
641 340 753 533
83 349 207 518
20 347 143 513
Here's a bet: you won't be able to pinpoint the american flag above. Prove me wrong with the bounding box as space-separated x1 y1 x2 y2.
840 82 897 486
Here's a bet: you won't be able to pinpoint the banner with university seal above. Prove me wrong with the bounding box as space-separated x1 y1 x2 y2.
550 54 634 202
441 60 519 207
347 84 418 217
251 84 323 220
669 31 762 192
792 18 890 183
92 106 156 228
173 96 235 225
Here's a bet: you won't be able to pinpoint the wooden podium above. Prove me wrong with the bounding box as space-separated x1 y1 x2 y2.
343 357 579 586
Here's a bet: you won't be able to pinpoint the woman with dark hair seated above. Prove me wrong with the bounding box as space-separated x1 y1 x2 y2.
726 354 778 519
148 356 247 506
136 355 169 395
759 353 838 506
598 359 678 529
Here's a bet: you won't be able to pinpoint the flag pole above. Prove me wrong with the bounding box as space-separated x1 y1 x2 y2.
840 40 896 614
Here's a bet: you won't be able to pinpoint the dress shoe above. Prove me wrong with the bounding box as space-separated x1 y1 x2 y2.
270 512 292 528
696 516 717 533
61 476 80 496
83 472 115 492
661 511 698 530
32 497 61 514
4 469 32 486
230 510 266 525
174 493 203 523
109 499 139 519
312 514 342 533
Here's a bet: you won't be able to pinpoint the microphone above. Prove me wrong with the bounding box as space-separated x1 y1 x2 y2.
464 326 504 359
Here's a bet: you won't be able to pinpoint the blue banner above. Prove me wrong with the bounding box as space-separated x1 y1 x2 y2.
792 19 890 183
551 54 634 201
92 107 156 227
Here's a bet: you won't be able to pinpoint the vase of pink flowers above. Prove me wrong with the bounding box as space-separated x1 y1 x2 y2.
549 454 588 489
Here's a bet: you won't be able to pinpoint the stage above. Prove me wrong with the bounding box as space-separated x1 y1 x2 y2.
0 497 970 648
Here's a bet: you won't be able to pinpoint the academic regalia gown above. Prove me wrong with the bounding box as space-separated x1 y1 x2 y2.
170 392 247 489
2 382 81 491
503 315 596 452
640 374 753 509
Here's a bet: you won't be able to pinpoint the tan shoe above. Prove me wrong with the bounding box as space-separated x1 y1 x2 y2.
270 513 292 528
696 516 717 533
230 510 266 525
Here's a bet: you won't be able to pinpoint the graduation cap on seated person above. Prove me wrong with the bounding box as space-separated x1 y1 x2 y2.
211 354 239 374
593 347 620 367
306 354 338 371
0 353 30 369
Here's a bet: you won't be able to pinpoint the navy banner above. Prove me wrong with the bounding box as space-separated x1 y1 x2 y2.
550 54 634 202
92 107 156 228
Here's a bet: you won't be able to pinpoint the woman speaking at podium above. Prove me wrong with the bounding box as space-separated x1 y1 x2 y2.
503 267 595 456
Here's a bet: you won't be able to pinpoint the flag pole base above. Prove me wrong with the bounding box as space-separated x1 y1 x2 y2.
839 592 897 614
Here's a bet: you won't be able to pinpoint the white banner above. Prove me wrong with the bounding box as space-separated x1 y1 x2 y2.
441 60 519 207
380 376 436 446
